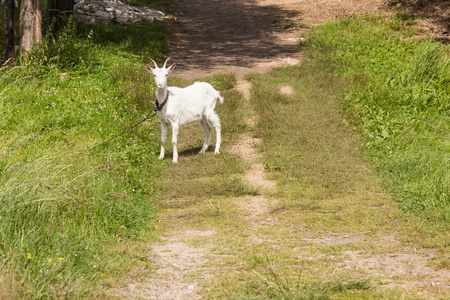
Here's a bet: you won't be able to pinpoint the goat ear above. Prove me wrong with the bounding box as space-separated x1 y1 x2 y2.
145 64 154 73
168 63 176 72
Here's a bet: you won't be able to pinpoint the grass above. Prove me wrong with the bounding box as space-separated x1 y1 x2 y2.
247 12 450 244
304 14 449 233
224 12 449 299
0 13 170 298
249 266 372 300
123 11 448 300
1 4 449 299
150 40 416 299
248 64 374 197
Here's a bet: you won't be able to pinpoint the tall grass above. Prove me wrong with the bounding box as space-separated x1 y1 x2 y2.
305 14 450 226
0 15 169 298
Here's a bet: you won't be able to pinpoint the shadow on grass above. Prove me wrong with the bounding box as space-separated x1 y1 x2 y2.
174 146 204 158
78 21 171 62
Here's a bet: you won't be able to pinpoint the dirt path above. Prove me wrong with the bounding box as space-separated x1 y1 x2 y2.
110 0 450 299
168 0 384 80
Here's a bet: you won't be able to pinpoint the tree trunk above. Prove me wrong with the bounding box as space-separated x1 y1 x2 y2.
34 0 43 44
3 0 15 64
19 0 43 58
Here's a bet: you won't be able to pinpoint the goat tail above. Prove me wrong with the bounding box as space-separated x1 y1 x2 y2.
216 91 224 104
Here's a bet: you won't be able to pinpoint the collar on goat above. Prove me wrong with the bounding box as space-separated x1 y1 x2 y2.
152 90 169 111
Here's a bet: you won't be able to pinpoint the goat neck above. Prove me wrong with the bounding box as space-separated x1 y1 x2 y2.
156 84 169 102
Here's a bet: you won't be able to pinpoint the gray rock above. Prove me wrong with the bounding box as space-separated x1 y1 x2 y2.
74 0 165 24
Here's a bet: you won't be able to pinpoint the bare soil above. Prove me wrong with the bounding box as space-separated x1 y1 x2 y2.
386 0 450 42
168 0 388 80
110 0 450 299
168 1 288 79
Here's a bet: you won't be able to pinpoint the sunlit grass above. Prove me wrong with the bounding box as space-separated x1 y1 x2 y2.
0 12 170 298
1 6 449 299
306 14 449 228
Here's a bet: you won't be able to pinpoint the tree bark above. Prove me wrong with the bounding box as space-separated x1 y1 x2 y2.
3 0 15 64
19 0 43 58
34 0 43 44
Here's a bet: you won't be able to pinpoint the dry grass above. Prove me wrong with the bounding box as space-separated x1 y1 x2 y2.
386 0 450 33
248 65 377 199
0 271 20 300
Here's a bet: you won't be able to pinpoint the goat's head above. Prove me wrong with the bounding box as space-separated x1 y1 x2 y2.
145 58 176 90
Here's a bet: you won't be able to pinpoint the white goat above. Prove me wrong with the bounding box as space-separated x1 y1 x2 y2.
146 58 223 163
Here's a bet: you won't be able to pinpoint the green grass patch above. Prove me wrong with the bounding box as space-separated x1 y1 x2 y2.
0 12 170 298
245 269 372 300
245 14 449 291
247 62 376 200
305 14 449 229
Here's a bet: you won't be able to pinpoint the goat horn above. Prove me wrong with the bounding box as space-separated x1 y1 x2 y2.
163 57 171 68
150 59 158 68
